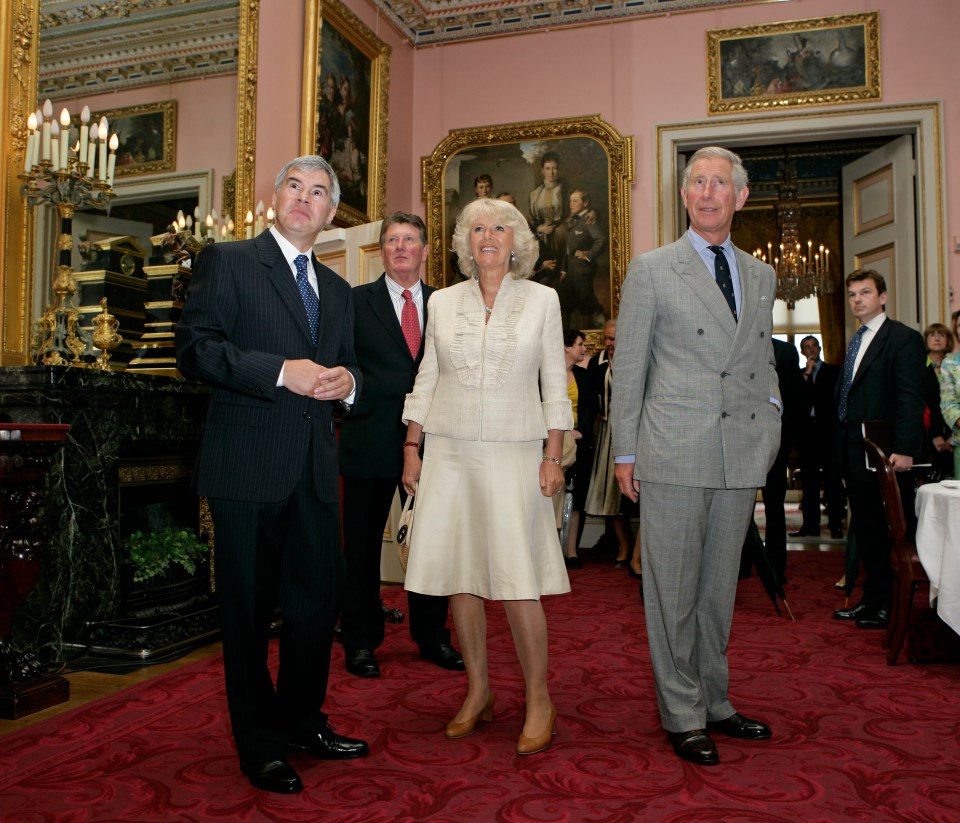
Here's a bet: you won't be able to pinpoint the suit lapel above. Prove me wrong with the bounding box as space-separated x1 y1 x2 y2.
370 274 413 357
675 236 737 341
850 318 890 391
727 248 763 362
256 233 315 345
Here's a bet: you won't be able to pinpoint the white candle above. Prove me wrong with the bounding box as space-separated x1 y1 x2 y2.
177 210 186 231
40 99 52 162
220 224 228 242
254 200 265 236
245 210 254 240
86 123 98 178
205 214 214 238
50 121 60 171
107 133 118 185
78 106 90 168
24 112 37 172
59 109 71 169
227 218 235 242
98 116 108 182
266 206 275 227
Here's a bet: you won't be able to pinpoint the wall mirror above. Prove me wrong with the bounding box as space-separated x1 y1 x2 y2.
1 0 259 365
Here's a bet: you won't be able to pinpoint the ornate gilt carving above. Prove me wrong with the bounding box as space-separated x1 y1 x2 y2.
421 114 634 328
300 0 390 226
234 0 259 220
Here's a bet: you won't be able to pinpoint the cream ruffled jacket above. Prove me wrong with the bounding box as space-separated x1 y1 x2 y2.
403 275 573 441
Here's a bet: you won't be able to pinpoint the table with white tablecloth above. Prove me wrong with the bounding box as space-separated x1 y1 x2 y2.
915 481 960 635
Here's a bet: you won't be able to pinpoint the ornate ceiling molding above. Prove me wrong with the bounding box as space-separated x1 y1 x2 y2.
38 0 239 100
371 0 757 47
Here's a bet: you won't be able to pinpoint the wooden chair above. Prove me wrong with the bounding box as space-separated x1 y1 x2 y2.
862 437 929 665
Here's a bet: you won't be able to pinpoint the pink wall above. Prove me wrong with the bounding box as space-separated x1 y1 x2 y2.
66 74 237 213
257 0 957 315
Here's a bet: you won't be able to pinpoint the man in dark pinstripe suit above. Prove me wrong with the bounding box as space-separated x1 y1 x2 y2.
177 156 367 794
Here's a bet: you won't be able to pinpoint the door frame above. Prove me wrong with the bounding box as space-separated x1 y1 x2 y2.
655 101 947 328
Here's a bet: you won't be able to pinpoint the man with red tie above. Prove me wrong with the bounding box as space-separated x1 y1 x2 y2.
338 213 463 678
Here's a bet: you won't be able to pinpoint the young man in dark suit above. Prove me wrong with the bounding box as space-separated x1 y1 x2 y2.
791 335 846 538
338 212 462 678
176 156 367 794
832 269 926 630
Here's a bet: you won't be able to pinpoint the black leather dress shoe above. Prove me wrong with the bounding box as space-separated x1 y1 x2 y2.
240 758 302 793
289 724 369 760
564 556 584 569
789 529 819 538
345 648 381 677
381 599 405 624
833 603 870 620
855 608 890 629
707 713 772 740
668 730 719 766
419 642 465 671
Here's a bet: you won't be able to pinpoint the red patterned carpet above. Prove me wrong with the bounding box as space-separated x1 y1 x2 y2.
1 551 959 822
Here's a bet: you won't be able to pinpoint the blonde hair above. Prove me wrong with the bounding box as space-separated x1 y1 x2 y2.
451 198 538 280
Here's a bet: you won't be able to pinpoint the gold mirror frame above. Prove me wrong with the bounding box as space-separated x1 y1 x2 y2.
0 0 259 365
421 114 634 336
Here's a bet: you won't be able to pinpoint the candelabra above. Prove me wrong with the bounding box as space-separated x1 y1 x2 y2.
753 161 833 310
20 101 118 366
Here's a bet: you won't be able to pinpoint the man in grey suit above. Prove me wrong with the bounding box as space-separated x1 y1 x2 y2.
177 156 368 793
613 146 781 766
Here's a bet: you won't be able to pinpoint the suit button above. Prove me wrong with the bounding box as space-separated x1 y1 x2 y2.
721 412 729 418
751 413 756 419
720 371 727 378
750 373 755 379
697 329 704 335
760 331 765 337
303 410 312 420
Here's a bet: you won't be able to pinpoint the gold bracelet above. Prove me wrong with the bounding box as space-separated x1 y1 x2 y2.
542 456 562 466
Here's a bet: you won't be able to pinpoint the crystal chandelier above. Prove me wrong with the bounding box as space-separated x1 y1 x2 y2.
753 160 833 310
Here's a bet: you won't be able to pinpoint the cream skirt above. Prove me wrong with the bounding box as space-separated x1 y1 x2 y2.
584 419 621 516
404 435 570 600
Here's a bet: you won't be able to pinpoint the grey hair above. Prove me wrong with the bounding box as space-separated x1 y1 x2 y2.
451 198 539 280
681 146 748 195
274 155 341 209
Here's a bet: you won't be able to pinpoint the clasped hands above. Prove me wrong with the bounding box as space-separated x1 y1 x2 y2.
284 359 353 401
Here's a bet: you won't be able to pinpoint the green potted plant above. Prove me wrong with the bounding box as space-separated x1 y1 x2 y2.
126 527 209 583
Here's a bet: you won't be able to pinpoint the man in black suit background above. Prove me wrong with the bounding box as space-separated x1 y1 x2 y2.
177 156 367 794
791 335 846 539
338 212 463 678
832 269 926 630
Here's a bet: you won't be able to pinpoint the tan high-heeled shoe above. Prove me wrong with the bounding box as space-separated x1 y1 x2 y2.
444 691 495 739
516 703 557 755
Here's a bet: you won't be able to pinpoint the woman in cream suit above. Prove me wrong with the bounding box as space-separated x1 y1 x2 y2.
402 198 572 756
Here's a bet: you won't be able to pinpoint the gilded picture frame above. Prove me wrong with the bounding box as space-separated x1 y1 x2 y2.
92 101 177 177
301 0 390 227
707 13 880 115
422 115 634 336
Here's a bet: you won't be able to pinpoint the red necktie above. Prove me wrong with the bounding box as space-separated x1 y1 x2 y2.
400 289 420 357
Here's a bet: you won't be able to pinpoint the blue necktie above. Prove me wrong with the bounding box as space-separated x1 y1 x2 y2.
837 325 867 421
708 245 737 320
294 254 319 344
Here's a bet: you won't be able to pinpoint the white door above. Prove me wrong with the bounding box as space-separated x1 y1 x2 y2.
841 135 918 332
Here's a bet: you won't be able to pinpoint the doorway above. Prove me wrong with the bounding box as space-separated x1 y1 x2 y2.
656 102 948 345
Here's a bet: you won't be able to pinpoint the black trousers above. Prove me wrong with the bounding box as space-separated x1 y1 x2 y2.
842 443 916 610
798 419 846 531
341 474 451 652
761 448 788 581
209 463 344 763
